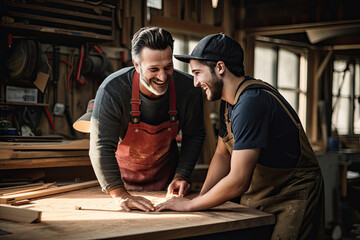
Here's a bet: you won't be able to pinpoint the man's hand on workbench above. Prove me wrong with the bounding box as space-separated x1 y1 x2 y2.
155 196 191 212
109 187 155 212
166 173 190 198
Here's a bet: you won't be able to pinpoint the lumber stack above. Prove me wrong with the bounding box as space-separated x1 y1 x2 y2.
0 180 99 224
0 139 91 170
0 180 99 205
0 204 42 223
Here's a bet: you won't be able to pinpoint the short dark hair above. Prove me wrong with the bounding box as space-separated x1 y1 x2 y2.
131 27 174 63
202 60 244 77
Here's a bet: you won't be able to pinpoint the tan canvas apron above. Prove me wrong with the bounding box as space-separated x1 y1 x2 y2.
115 71 179 191
223 80 325 239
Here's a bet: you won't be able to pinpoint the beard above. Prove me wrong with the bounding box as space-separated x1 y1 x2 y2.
206 72 223 101
139 66 170 96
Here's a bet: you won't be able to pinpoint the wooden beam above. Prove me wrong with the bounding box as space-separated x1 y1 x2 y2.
0 204 41 223
245 19 360 35
0 183 43 194
0 139 89 150
7 11 112 31
323 44 360 50
2 183 56 196
0 156 91 169
4 1 112 21
0 150 89 160
315 49 333 83
0 22 114 41
149 15 224 36
0 180 99 204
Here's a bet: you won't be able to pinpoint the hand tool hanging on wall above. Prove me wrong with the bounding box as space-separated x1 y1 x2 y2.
52 45 65 116
76 44 85 85
44 106 55 131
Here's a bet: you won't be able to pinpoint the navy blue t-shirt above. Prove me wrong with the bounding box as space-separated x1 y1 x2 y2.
218 80 301 169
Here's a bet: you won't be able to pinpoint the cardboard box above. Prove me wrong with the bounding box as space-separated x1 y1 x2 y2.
6 86 38 103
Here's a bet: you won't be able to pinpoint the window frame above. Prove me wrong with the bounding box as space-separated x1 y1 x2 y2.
331 57 360 136
253 40 308 127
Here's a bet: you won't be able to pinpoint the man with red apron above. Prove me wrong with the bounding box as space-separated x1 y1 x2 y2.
115 71 179 191
89 27 205 212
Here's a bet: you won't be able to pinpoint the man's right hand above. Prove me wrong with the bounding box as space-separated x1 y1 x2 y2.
109 187 155 212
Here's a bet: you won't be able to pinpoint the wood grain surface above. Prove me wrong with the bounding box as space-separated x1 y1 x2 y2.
0 187 275 240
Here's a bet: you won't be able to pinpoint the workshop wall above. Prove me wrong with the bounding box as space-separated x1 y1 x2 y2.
0 0 130 139
1 0 359 148
0 0 233 164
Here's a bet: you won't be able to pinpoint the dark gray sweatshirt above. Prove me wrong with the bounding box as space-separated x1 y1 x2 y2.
89 67 206 193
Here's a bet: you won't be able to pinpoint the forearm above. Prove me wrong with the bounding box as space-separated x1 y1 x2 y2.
199 151 231 195
189 174 247 211
89 149 124 193
189 149 259 211
109 186 130 199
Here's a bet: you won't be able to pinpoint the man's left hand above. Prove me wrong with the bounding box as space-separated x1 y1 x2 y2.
156 196 191 212
166 174 190 198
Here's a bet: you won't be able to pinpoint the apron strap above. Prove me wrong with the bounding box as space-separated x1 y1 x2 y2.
230 79 299 127
131 71 141 124
168 76 177 123
263 89 299 127
131 71 177 124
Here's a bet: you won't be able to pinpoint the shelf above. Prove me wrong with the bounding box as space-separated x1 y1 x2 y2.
1 0 115 42
0 156 91 170
0 139 91 170
0 102 49 107
148 15 224 36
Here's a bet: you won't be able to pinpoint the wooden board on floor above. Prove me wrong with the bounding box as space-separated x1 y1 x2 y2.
0 204 41 223
0 187 275 240
0 180 99 204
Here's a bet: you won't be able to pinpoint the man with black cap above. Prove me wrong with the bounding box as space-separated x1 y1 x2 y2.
156 33 325 239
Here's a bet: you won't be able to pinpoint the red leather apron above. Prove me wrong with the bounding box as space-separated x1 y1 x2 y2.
115 71 179 191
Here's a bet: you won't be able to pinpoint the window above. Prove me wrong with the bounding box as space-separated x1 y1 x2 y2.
173 34 201 74
254 42 308 127
332 59 360 135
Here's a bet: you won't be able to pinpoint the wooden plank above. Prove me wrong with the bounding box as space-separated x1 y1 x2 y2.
4 1 112 21
2 183 56 196
43 0 113 12
11 199 31 206
200 0 214 25
0 181 99 204
184 0 199 22
163 0 182 19
0 204 41 223
7 11 112 30
0 22 114 41
149 15 224 36
0 156 91 170
0 183 43 194
0 187 275 239
131 0 143 32
0 139 89 150
202 98 216 164
0 150 89 160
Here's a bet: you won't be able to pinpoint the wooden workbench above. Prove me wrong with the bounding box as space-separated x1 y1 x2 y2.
0 187 275 240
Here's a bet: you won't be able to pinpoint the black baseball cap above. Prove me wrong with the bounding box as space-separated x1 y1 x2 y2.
174 33 244 68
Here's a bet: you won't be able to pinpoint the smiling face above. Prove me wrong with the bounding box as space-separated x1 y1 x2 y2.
134 46 174 98
190 59 223 101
